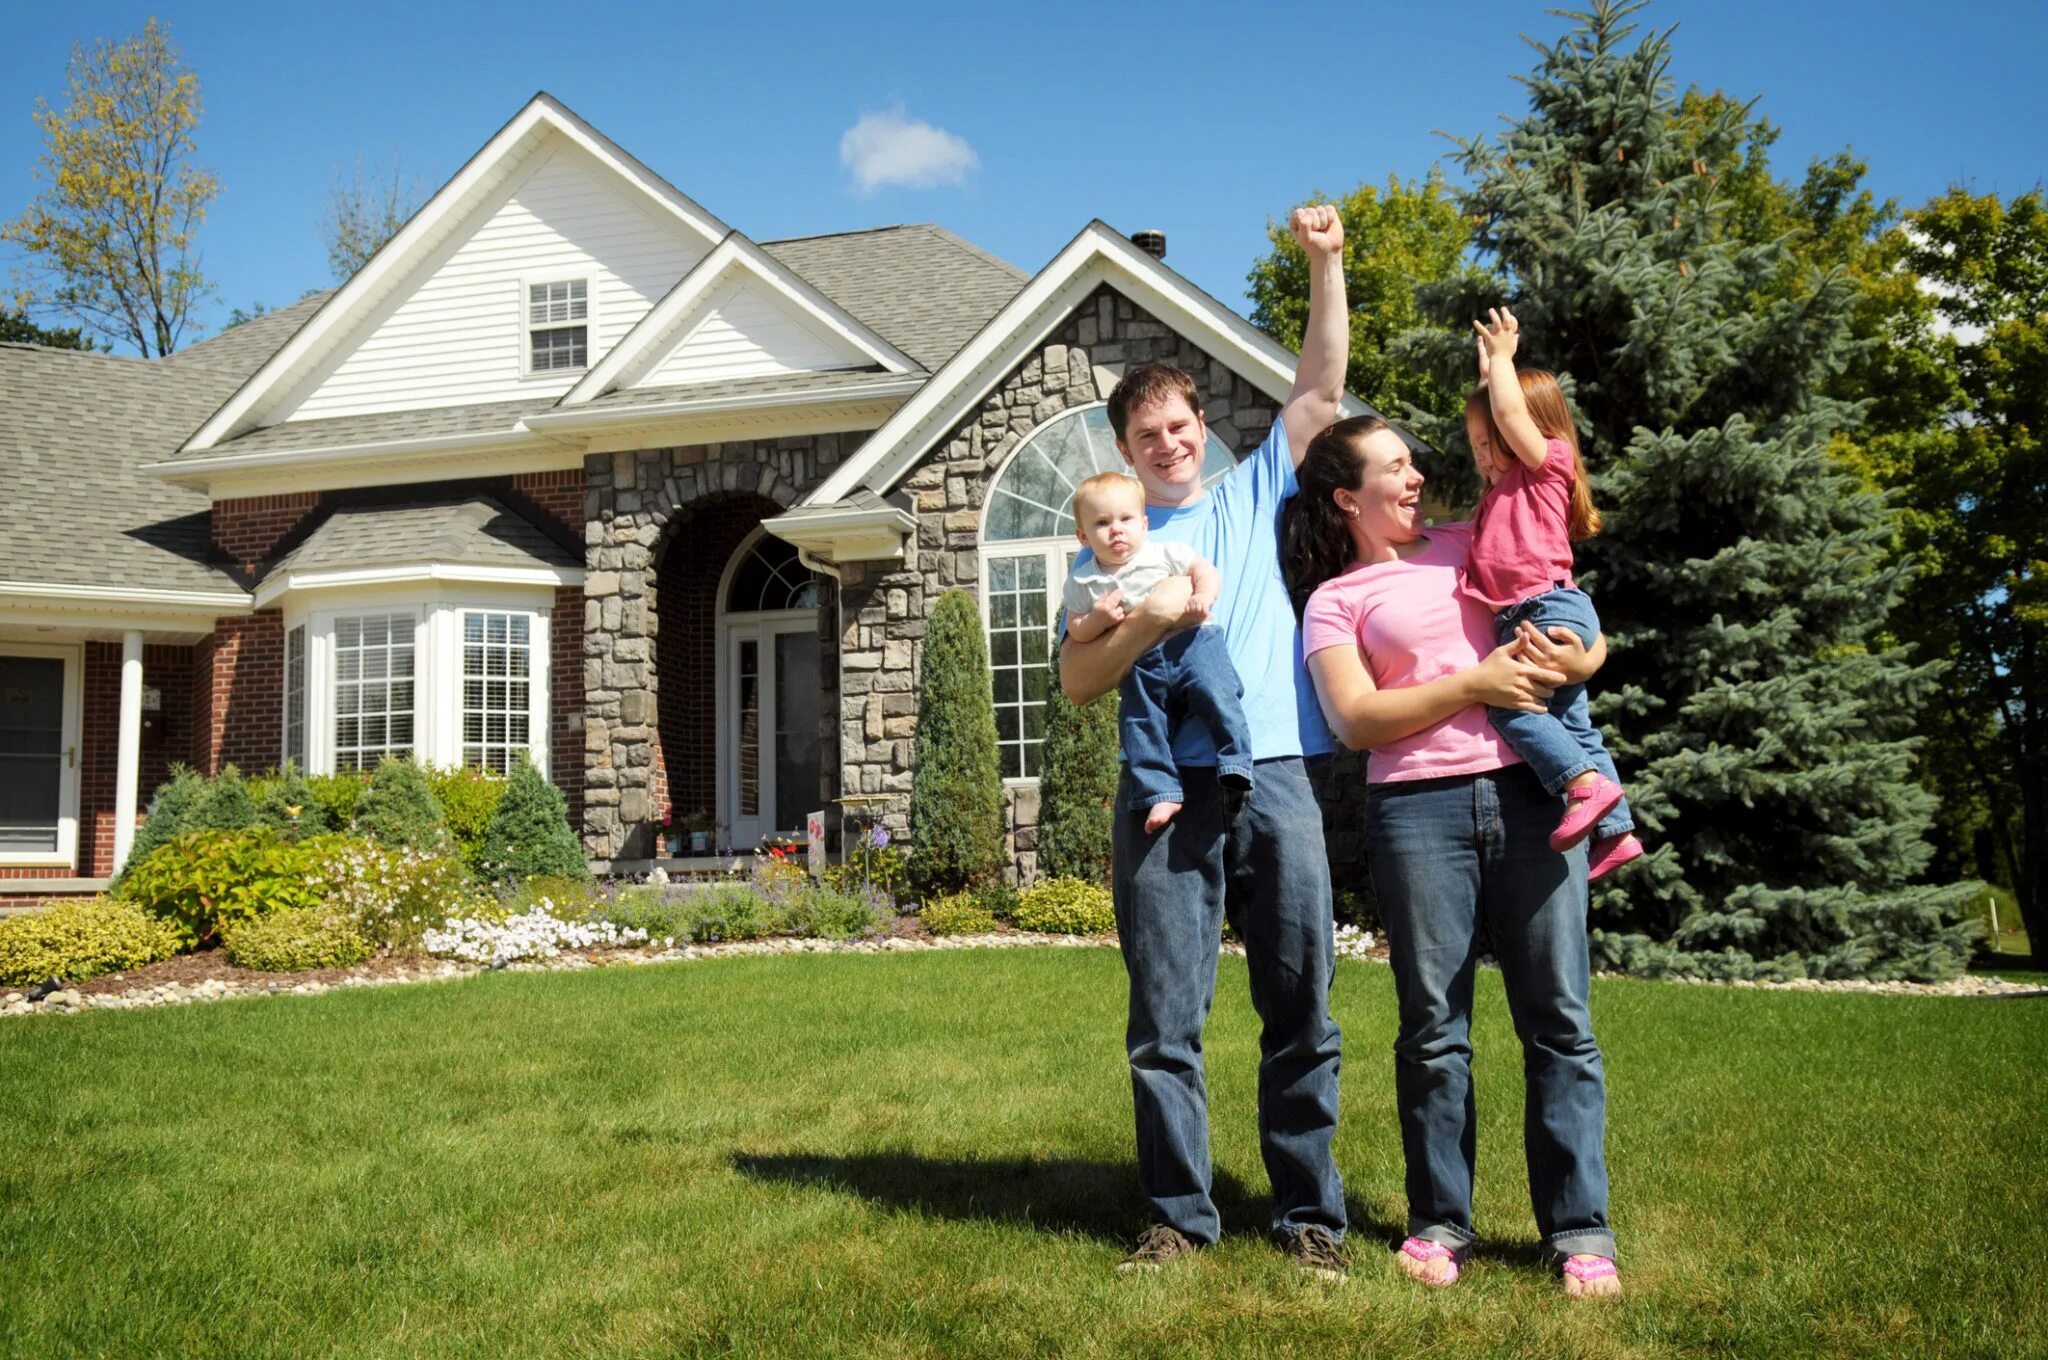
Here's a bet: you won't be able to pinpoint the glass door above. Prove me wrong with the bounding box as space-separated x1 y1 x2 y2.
725 620 823 848
0 648 79 864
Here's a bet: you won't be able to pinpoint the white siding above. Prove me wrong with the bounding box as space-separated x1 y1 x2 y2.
276 139 705 422
635 277 867 388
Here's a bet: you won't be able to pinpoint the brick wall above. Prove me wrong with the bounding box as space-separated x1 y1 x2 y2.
192 613 285 775
213 493 323 578
76 642 197 877
549 584 584 833
514 469 586 535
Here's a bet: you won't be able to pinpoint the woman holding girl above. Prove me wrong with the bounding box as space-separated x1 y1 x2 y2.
1283 344 1623 1296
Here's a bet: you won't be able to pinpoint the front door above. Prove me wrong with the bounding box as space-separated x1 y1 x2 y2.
724 618 822 848
0 647 80 866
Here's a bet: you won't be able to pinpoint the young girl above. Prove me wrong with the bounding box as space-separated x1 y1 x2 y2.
1467 307 1642 880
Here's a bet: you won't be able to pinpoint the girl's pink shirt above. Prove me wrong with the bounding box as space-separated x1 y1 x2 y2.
1464 436 1578 610
1301 523 1523 785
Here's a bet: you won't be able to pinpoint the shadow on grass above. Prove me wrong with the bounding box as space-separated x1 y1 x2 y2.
733 1150 1405 1247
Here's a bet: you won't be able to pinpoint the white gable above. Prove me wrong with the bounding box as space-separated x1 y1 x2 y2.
274 137 707 423
635 276 874 387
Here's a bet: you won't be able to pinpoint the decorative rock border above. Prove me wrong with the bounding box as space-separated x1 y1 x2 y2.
3 935 2037 1019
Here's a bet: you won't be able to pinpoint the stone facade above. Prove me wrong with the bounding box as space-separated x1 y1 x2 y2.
580 435 856 861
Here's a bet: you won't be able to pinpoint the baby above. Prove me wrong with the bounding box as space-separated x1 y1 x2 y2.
1062 471 1253 832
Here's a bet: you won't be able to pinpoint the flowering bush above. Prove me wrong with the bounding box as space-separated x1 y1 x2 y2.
601 883 776 944
422 907 646 966
824 823 910 904
1333 924 1376 961
304 836 487 950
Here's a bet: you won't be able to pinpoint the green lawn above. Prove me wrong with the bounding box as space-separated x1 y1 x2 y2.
3 951 2042 1359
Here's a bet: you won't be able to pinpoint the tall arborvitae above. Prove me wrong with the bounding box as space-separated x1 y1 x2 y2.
908 591 1006 897
1402 1 1975 979
1035 638 1119 886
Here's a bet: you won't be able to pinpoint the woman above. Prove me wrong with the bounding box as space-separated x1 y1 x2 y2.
1285 414 1622 1299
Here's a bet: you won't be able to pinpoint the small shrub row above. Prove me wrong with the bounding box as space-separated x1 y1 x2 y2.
918 892 997 937
221 909 374 972
1012 878 1116 936
0 898 181 985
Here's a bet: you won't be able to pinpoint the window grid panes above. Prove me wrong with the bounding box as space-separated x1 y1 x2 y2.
727 534 823 612
529 280 589 372
986 555 1052 779
284 625 306 768
333 613 415 772
460 612 532 775
982 403 1238 780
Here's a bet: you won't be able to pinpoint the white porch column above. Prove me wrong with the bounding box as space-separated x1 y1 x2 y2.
112 630 145 873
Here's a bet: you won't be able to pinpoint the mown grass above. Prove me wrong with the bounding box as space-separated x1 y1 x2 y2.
2 950 2042 1359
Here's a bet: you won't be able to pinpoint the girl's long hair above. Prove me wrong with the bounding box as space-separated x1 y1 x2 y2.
1282 414 1391 617
1466 369 1602 540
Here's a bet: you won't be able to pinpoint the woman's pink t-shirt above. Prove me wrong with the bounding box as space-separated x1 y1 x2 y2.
1301 523 1522 785
1464 436 1578 610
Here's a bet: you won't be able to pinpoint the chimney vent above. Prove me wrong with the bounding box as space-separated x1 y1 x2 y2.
1130 229 1167 260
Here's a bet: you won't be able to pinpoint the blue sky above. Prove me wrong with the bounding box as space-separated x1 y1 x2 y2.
3 0 2043 351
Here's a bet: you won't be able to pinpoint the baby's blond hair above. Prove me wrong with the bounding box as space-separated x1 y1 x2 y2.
1072 471 1144 517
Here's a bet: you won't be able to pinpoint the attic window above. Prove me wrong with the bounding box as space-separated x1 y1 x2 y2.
528 279 589 373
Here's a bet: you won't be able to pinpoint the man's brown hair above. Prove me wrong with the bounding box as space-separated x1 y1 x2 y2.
1106 363 1201 442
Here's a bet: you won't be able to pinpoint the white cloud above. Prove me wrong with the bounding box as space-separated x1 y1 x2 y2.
839 108 979 194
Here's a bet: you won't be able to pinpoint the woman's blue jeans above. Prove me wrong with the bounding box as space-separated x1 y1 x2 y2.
1364 763 1617 1262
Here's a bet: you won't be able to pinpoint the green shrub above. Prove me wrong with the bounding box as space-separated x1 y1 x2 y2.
354 757 449 852
479 755 587 882
112 829 324 946
220 907 373 972
498 873 605 920
306 770 371 828
197 764 259 831
909 590 1006 897
428 766 507 877
0 897 182 985
255 761 336 838
302 835 485 949
1013 877 1116 935
919 892 997 937
823 831 910 904
973 881 1020 921
1036 639 1119 885
602 884 774 944
781 884 893 940
115 765 210 888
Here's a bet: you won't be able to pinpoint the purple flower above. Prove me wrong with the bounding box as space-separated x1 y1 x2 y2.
867 825 891 850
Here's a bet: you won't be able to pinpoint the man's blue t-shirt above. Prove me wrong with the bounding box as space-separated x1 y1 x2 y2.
1072 417 1333 765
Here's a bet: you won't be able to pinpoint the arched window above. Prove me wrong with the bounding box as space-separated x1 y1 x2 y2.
979 403 1235 780
726 532 824 613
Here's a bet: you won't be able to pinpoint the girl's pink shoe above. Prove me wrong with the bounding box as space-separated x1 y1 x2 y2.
1551 776 1624 852
1587 832 1644 882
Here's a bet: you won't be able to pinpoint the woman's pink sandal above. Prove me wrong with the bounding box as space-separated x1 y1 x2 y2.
1396 1236 1461 1287
1551 776 1624 852
1561 1253 1621 1298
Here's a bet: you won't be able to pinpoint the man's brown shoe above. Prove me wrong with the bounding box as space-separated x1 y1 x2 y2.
1116 1224 1200 1273
1280 1225 1349 1282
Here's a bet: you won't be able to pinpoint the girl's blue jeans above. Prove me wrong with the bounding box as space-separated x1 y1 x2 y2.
1364 764 1617 1263
1489 586 1632 840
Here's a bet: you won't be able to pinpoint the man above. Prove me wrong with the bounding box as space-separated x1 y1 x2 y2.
1061 204 1350 1276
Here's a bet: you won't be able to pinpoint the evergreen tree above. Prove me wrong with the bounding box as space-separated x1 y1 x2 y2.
480 755 588 882
196 764 257 830
353 756 449 852
1402 0 1975 979
113 764 207 886
908 591 1005 897
256 761 334 839
1034 638 1119 886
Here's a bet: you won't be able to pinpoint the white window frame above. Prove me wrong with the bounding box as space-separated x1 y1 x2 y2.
283 623 307 770
457 609 540 775
0 642 82 867
283 584 552 778
521 274 596 379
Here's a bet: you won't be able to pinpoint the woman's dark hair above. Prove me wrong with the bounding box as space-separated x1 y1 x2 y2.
1282 414 1393 617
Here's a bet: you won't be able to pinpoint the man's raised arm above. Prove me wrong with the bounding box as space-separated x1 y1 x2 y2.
1281 203 1349 466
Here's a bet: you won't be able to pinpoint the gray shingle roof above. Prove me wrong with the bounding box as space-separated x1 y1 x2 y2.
270 497 579 575
762 224 1027 371
201 397 561 457
579 366 917 412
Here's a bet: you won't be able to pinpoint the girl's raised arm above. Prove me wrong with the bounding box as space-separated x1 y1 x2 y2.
1474 307 1549 470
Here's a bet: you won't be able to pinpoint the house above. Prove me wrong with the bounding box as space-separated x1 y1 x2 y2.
0 93 1380 901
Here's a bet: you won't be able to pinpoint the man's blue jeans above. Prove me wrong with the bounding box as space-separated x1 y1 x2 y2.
1488 586 1632 841
1364 763 1617 1262
1112 758 1344 1246
1119 626 1254 810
